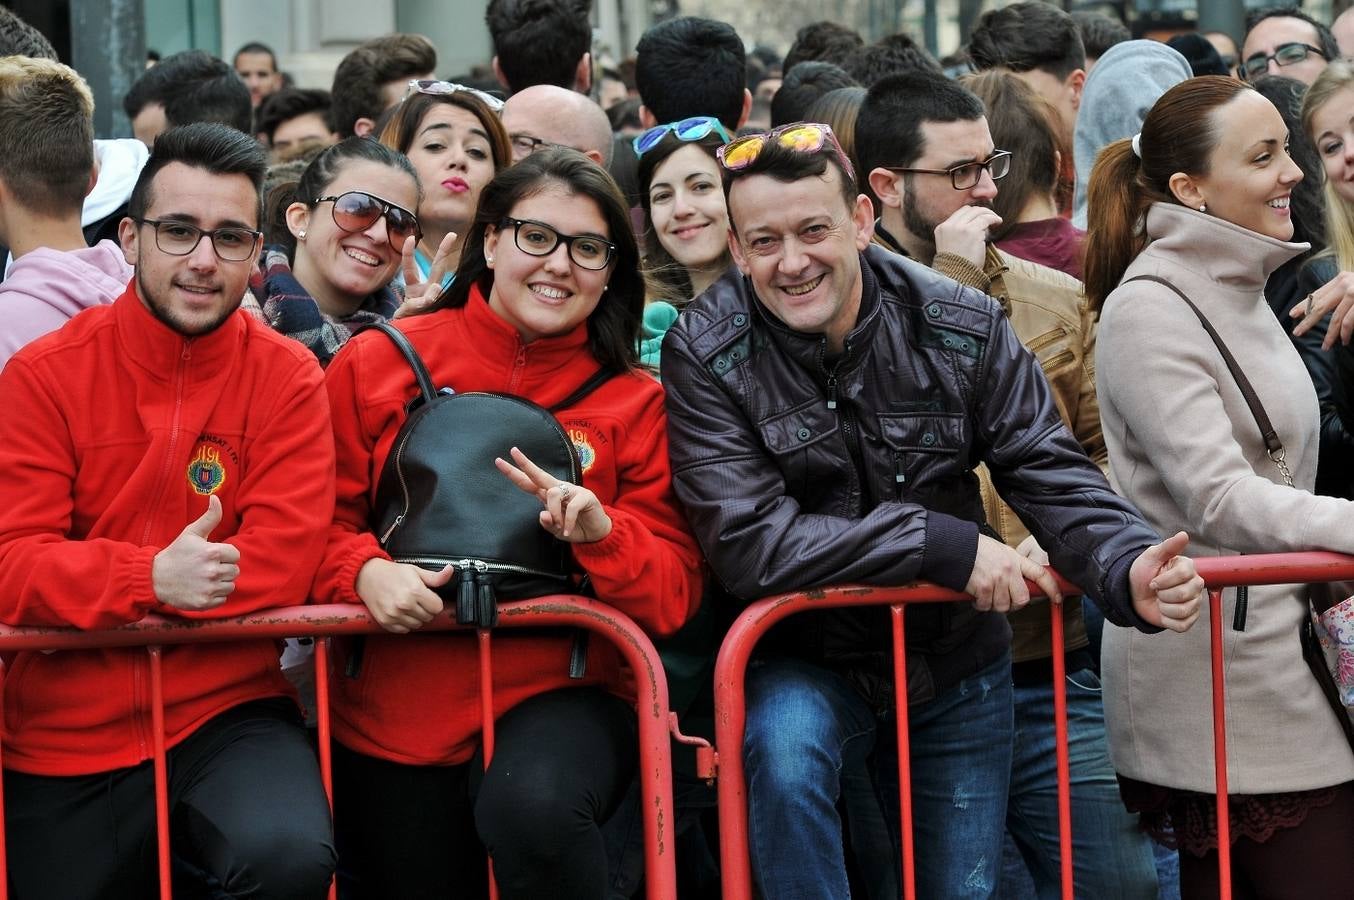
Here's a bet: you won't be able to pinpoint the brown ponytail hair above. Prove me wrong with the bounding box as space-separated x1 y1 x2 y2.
1084 75 1252 312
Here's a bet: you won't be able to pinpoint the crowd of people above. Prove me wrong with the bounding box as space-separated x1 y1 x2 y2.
0 0 1353 898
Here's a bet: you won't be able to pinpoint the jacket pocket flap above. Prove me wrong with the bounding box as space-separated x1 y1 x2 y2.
878 412 965 453
757 401 838 454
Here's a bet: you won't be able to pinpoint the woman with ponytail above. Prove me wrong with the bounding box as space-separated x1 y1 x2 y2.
1089 75 1354 899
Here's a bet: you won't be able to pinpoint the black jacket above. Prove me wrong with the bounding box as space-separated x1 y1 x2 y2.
661 245 1161 703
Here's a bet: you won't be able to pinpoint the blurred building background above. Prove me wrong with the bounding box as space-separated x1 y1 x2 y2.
0 0 1343 139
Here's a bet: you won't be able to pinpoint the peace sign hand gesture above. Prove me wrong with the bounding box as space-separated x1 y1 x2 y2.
393 232 457 319
495 446 613 543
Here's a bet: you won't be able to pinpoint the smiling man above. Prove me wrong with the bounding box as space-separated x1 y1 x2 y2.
0 123 336 899
660 126 1205 899
1240 7 1336 86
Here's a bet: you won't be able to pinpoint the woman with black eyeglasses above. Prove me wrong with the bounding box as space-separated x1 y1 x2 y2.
314 149 702 899
245 137 421 365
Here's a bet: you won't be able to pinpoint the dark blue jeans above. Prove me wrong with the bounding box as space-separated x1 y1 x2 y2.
1004 667 1157 899
744 654 1014 900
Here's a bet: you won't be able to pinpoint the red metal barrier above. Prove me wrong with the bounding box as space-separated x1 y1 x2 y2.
709 552 1354 900
0 596 686 900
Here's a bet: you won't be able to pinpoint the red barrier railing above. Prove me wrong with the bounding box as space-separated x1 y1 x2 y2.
708 552 1354 900
0 596 693 900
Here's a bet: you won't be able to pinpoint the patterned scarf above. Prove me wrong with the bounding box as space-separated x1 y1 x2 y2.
244 246 401 366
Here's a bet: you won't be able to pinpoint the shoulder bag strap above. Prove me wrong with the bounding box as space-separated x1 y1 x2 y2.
1123 275 1293 488
548 367 618 413
369 321 438 407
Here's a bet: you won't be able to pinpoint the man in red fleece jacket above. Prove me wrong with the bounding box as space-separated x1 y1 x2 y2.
0 123 336 899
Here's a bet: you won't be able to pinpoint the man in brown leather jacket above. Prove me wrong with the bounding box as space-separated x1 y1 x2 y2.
857 69 1158 898
661 124 1203 899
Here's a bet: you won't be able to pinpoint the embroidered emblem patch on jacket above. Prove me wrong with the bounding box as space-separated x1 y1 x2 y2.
187 444 227 495
569 427 597 474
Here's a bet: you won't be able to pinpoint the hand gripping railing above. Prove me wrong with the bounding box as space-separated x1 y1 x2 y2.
707 552 1354 900
0 596 686 900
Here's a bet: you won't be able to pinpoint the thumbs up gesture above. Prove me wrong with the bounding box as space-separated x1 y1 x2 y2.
151 495 242 611
1128 531 1204 633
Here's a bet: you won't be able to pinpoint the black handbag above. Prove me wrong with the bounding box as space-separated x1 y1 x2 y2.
368 322 614 628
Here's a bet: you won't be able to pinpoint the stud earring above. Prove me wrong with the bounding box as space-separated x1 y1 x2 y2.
1199 204 1207 213
485 255 494 264
298 230 307 240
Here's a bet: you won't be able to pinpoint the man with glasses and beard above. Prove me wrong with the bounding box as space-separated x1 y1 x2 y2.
859 69 1161 899
0 123 336 900
661 119 1205 899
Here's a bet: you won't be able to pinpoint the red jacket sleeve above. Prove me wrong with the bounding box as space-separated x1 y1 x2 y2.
570 383 703 638
170 356 335 619
0 358 160 629
312 337 391 605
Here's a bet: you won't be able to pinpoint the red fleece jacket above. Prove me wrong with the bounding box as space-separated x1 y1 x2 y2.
316 287 702 766
0 284 335 776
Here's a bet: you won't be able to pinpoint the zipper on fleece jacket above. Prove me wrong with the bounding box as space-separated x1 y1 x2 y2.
139 342 192 547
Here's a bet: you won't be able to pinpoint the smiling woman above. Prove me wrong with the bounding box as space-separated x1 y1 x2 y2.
314 148 701 900
1086 76 1354 900
244 137 421 365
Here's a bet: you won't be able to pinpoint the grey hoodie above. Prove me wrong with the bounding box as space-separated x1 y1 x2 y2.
1073 40 1193 228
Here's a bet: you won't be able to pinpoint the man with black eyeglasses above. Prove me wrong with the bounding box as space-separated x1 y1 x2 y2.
860 69 1166 898
1240 6 1337 86
0 123 337 899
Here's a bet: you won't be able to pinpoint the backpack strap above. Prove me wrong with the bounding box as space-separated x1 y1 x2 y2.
548 367 618 413
369 322 438 407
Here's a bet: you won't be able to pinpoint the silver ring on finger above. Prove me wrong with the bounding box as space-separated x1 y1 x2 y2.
557 482 573 500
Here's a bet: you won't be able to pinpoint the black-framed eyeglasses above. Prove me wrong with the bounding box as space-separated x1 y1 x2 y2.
314 191 421 250
1241 42 1327 80
135 218 261 262
885 150 1012 191
509 133 556 159
498 217 616 270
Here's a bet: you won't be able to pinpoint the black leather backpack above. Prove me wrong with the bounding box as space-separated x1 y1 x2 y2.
368 322 614 628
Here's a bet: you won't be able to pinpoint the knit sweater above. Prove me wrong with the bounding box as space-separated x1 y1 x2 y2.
1097 203 1354 793
315 285 702 765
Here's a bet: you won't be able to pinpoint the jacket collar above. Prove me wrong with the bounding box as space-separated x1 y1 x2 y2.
873 219 908 257
461 279 590 377
114 278 245 382
1140 203 1307 293
748 252 883 376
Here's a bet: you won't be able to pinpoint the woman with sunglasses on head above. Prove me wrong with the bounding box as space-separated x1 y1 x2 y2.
379 80 512 300
246 137 421 365
315 148 702 900
634 116 734 371
1087 76 1354 900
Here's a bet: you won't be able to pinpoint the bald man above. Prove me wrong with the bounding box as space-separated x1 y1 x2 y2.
500 84 614 167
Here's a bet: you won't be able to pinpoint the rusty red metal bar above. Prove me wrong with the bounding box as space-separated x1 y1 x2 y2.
711 552 1354 900
0 596 681 900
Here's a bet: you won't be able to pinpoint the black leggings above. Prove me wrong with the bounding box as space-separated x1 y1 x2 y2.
334 687 636 900
1179 781 1354 900
3 698 335 900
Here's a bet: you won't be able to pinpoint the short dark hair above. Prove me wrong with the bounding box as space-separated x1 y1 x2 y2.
430 148 643 373
123 50 252 135
0 57 94 216
233 42 278 71
636 16 746 132
1243 7 1338 65
330 34 437 138
783 21 864 74
721 129 858 223
0 8 57 59
967 1 1087 80
1166 33 1230 77
770 61 857 128
841 33 940 87
128 123 268 227
856 69 986 176
264 136 420 257
485 0 592 92
1069 10 1129 61
257 88 334 144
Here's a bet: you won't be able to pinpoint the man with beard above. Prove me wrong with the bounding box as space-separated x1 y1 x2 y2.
858 70 1159 898
0 123 336 899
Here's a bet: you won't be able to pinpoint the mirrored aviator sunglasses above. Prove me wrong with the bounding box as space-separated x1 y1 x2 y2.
632 115 732 158
321 191 421 250
717 122 855 181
